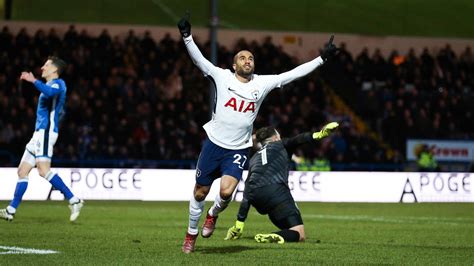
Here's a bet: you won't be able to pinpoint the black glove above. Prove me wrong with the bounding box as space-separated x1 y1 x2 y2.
177 12 191 38
321 35 338 61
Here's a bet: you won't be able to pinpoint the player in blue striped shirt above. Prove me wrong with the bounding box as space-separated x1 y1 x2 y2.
0 56 83 222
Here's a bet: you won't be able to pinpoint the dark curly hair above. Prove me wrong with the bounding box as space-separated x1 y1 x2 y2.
255 126 277 144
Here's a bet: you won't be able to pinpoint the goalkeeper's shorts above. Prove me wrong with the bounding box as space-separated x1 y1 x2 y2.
249 184 303 229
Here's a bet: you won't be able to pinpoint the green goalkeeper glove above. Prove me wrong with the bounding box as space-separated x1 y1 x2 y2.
224 220 245 240
313 122 339 140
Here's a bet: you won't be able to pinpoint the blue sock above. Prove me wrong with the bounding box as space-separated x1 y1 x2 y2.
49 174 74 200
10 179 29 209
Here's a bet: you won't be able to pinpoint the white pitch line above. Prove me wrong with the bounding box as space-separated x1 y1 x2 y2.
0 246 59 255
151 0 239 29
151 0 179 22
219 20 239 29
304 214 474 226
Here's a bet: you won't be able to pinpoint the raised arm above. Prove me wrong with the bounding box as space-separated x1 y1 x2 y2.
33 80 63 97
282 132 315 156
263 35 339 89
20 71 62 97
183 36 221 77
283 122 339 155
178 13 220 77
274 56 325 87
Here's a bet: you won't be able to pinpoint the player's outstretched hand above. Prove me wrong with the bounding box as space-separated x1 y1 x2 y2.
224 221 244 240
313 122 339 140
321 35 339 61
177 11 191 38
20 72 37 83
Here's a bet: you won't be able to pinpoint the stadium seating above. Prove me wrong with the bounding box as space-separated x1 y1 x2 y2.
0 26 472 171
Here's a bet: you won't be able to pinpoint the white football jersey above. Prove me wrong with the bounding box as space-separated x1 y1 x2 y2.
184 36 324 150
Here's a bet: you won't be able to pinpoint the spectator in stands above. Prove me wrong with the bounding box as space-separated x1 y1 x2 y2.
1 26 471 171
415 144 439 172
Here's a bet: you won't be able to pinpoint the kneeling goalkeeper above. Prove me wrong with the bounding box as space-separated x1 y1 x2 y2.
225 122 338 243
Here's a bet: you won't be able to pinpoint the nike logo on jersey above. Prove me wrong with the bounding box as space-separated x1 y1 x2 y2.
224 97 255 113
227 87 260 101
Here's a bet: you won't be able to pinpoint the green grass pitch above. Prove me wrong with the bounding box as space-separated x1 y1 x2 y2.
9 0 474 38
0 201 473 264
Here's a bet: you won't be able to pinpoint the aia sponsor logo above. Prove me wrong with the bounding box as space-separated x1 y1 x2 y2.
224 97 255 113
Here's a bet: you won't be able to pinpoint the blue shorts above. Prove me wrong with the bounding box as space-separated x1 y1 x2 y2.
195 138 250 186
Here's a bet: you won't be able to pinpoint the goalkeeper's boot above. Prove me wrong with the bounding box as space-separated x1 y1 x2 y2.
69 199 84 222
201 213 218 238
255 233 285 244
0 208 14 222
182 232 198 254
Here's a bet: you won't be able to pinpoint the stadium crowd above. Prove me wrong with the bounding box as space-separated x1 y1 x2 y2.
0 25 471 170
324 42 474 156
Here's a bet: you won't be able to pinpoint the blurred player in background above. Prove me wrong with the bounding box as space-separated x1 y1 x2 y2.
225 122 339 244
0 56 84 222
177 13 338 253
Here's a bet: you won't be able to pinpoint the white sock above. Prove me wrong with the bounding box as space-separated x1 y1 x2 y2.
6 206 16 214
69 196 80 204
44 171 54 181
187 196 205 235
209 193 231 217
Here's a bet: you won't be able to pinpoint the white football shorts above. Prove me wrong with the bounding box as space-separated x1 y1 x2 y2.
21 129 59 165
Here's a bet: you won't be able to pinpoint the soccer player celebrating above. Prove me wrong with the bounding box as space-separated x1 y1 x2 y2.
0 57 84 222
225 122 339 244
177 14 338 253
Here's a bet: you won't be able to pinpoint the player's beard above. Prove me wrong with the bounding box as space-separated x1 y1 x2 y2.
236 65 254 79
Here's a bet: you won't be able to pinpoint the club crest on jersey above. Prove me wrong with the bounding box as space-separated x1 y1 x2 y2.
251 90 259 100
224 97 255 113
